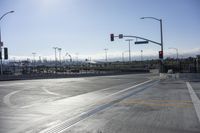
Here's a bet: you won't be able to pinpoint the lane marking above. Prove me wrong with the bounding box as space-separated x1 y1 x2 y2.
20 103 41 109
106 79 153 97
97 82 137 92
39 79 156 133
119 99 192 108
186 82 200 123
42 87 60 96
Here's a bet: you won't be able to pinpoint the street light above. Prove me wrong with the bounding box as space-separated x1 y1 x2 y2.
53 47 58 73
104 48 108 62
66 52 72 62
141 17 164 72
0 10 14 75
125 39 133 62
57 47 62 65
52 47 58 62
32 52 36 72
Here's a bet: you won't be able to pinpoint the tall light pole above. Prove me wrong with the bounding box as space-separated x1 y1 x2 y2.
66 52 72 62
53 47 57 62
53 47 58 72
141 17 164 72
57 47 62 66
125 39 133 62
32 52 36 72
104 48 108 62
0 11 14 75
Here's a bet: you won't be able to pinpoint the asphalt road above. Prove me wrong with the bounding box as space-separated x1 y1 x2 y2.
0 73 200 133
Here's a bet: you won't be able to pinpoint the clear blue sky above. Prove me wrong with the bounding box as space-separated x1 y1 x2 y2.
0 0 200 60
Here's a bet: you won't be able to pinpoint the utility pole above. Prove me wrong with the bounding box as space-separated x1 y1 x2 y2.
125 39 133 62
104 48 108 62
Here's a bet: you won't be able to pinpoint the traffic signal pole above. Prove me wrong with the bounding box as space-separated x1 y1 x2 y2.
160 19 164 72
110 33 164 72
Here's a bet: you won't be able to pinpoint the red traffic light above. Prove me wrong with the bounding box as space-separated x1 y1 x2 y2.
159 50 163 59
110 34 114 41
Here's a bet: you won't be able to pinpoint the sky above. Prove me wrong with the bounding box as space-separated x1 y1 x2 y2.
0 0 200 61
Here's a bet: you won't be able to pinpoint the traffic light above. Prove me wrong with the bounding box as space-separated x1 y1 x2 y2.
4 47 8 60
110 34 114 41
159 50 163 59
0 50 2 59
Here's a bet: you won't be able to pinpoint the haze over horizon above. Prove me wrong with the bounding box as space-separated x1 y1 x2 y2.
0 0 200 61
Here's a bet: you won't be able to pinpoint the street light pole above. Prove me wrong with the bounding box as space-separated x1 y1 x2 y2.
125 39 133 62
104 48 108 62
141 17 164 72
0 11 14 75
53 47 58 72
32 52 36 72
57 48 62 66
66 52 72 62
53 47 57 62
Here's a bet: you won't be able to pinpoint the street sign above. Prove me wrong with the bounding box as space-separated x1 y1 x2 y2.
159 51 163 59
135 41 149 44
110 34 114 41
119 34 123 39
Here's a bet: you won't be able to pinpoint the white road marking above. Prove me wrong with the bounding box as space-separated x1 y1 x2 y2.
106 79 153 97
42 87 60 96
3 90 21 108
20 103 40 109
186 82 200 123
39 79 154 133
45 120 61 127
